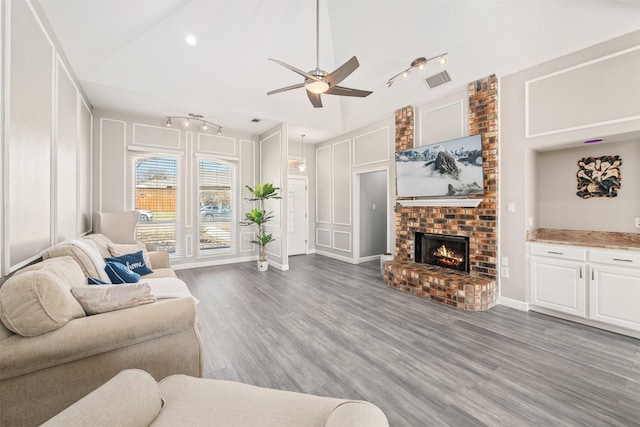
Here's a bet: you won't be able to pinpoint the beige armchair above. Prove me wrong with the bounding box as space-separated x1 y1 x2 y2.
94 211 140 244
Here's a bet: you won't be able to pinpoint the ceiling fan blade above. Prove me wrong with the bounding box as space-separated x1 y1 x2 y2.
268 58 321 82
325 85 372 98
306 90 323 108
267 83 305 96
325 56 359 87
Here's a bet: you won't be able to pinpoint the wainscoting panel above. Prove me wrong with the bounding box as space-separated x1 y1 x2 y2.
56 59 78 243
99 119 126 213
77 98 93 235
132 123 181 150
8 0 54 269
198 133 237 157
260 131 282 228
332 140 351 226
265 234 281 257
526 46 640 138
316 228 332 248
419 100 465 147
316 145 332 223
240 232 256 253
332 231 352 253
353 127 389 167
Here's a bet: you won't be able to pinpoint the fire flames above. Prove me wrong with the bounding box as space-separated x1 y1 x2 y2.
433 245 463 267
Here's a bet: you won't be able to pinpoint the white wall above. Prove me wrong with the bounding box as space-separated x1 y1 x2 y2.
1 0 92 278
500 30 640 305
313 117 395 263
258 123 288 270
537 140 639 232
93 109 259 269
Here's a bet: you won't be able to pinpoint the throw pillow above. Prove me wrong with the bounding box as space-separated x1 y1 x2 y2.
108 242 152 268
88 277 109 285
0 257 86 337
105 251 153 276
105 261 141 284
41 239 112 283
71 283 157 315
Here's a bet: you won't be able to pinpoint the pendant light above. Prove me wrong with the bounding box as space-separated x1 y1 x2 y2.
298 134 306 172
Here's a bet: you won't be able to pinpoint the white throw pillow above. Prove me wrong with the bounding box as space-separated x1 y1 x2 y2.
71 283 157 315
41 239 111 283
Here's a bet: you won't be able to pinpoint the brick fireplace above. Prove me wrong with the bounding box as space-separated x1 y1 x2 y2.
383 75 498 311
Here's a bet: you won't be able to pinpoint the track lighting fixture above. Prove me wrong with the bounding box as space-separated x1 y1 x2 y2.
164 113 223 135
386 53 448 88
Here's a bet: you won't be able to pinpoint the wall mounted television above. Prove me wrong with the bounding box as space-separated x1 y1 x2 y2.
395 134 484 198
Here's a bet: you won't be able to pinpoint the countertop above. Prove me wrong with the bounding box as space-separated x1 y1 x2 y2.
527 228 640 251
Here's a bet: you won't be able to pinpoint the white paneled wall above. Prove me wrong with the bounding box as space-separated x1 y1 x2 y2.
315 145 332 224
1 0 93 276
258 124 288 270
313 118 394 263
418 99 467 146
332 140 351 226
94 109 259 270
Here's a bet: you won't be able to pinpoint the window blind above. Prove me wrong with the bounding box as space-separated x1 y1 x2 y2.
198 158 235 253
130 154 181 256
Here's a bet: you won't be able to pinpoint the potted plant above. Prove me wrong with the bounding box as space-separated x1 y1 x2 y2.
242 182 281 271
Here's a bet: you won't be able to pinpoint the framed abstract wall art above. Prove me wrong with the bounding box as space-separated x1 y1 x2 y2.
576 155 621 199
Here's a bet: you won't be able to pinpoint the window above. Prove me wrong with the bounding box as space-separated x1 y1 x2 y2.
198 158 236 253
131 154 180 255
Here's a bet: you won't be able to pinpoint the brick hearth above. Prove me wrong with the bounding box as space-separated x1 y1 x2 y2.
384 75 499 311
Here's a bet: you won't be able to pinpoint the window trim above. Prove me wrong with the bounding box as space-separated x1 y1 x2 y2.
196 155 238 258
128 151 182 259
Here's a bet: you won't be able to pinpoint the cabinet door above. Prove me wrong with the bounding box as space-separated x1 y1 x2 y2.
589 265 640 331
530 256 586 317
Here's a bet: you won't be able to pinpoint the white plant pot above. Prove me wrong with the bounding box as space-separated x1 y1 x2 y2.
380 253 394 275
257 260 269 272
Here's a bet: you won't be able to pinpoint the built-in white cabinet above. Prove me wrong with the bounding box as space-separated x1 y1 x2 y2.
588 249 640 331
529 244 587 317
528 242 640 337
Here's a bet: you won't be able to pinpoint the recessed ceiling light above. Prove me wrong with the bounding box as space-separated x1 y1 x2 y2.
185 34 197 46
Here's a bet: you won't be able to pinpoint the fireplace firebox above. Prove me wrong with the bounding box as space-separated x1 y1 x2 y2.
415 232 470 273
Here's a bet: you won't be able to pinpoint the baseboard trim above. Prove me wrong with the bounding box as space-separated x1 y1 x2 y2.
314 250 357 264
172 255 257 271
498 296 529 311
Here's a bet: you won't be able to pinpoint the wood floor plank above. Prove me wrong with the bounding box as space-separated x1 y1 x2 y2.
178 254 640 427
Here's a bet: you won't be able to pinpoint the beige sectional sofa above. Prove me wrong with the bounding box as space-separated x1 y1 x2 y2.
42 369 389 427
0 234 202 427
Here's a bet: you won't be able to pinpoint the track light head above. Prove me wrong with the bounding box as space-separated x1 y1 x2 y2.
387 53 448 88
163 113 223 135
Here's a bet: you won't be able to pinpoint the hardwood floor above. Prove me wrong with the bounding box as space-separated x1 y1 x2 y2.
178 255 640 426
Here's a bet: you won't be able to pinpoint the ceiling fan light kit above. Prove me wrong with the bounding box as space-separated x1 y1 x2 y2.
267 0 372 108
387 53 448 88
165 113 222 135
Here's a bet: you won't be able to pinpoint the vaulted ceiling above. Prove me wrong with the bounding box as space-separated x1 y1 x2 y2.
38 0 640 143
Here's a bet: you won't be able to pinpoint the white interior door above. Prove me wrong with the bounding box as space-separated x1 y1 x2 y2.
287 178 308 256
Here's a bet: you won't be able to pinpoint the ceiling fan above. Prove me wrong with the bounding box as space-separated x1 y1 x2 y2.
267 0 372 108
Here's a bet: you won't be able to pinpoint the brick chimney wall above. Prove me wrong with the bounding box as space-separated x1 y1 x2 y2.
394 75 498 281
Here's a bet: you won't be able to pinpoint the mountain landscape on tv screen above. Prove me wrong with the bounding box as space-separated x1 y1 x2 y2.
396 135 484 198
